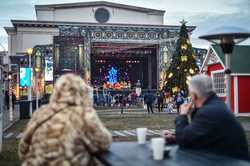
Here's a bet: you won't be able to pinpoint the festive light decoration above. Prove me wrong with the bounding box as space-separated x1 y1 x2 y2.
192 53 196 58
181 55 188 62
160 72 165 79
164 20 199 94
168 73 173 78
189 68 195 74
126 60 140 63
172 86 178 93
181 44 188 50
163 46 168 64
108 67 118 85
186 76 192 85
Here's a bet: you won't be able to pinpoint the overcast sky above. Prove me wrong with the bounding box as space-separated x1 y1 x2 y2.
0 0 249 50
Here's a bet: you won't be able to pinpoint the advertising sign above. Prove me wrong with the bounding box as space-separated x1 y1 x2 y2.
20 68 32 87
45 56 53 81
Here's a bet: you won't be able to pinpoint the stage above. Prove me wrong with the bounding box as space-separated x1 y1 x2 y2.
91 42 158 89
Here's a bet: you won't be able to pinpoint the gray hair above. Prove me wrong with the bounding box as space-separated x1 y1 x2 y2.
188 74 215 98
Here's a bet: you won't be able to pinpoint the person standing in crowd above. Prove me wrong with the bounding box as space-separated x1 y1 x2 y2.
114 94 119 106
180 89 185 97
12 92 16 110
120 93 127 114
99 87 105 106
19 74 112 166
131 90 138 106
93 87 98 106
107 93 112 107
175 92 184 114
127 93 132 106
5 91 9 110
144 90 155 114
162 74 249 161
157 90 164 112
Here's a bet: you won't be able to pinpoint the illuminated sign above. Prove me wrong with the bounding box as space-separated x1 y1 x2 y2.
45 56 53 81
20 68 32 87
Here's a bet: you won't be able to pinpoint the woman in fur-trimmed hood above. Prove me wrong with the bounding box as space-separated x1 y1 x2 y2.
19 74 112 166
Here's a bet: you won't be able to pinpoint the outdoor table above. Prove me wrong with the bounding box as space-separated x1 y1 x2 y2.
102 141 250 166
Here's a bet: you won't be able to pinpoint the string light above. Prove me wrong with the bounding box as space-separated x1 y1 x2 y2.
172 86 178 93
168 73 173 78
181 44 188 50
125 60 140 63
189 68 194 74
181 56 188 62
186 76 192 85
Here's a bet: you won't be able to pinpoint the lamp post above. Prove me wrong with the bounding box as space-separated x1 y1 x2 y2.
35 50 41 110
199 26 250 108
0 66 3 153
27 48 33 117
8 72 13 121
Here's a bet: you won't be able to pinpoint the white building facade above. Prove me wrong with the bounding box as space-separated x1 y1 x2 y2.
6 1 166 55
4 1 195 98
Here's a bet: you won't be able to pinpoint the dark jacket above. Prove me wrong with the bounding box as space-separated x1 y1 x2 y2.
175 95 184 105
175 93 249 161
157 92 164 103
144 92 155 104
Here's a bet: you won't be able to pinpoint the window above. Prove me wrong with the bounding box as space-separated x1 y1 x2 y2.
95 8 110 23
211 70 225 97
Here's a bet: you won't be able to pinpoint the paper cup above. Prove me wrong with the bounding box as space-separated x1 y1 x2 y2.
151 138 165 160
137 128 147 144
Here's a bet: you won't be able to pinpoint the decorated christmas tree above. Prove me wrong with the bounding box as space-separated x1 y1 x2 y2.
164 20 199 95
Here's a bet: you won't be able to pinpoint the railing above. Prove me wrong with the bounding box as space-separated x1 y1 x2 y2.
2 103 20 131
93 89 158 108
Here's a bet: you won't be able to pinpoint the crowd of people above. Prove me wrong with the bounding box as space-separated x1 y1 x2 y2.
93 87 188 115
143 90 186 114
4 90 16 110
93 89 140 107
18 74 249 166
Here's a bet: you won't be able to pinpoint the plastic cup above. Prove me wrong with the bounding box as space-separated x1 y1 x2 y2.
137 128 147 144
151 137 165 160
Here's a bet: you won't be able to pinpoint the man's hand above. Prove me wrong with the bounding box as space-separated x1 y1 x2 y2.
161 130 174 137
180 102 193 115
161 130 176 144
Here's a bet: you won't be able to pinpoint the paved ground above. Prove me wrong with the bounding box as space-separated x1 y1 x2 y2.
3 107 250 140
2 104 20 131
242 123 250 131
96 107 176 114
3 129 175 140
4 122 250 140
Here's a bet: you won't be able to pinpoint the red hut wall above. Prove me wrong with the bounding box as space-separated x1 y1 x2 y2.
207 63 224 76
238 76 250 113
231 77 234 113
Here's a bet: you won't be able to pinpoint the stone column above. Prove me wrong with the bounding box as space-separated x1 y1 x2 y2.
148 55 152 89
54 44 60 80
156 45 160 90
84 41 91 83
79 44 84 72
54 44 60 70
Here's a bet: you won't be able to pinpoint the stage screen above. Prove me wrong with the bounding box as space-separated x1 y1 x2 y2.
20 68 32 87
45 56 53 81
